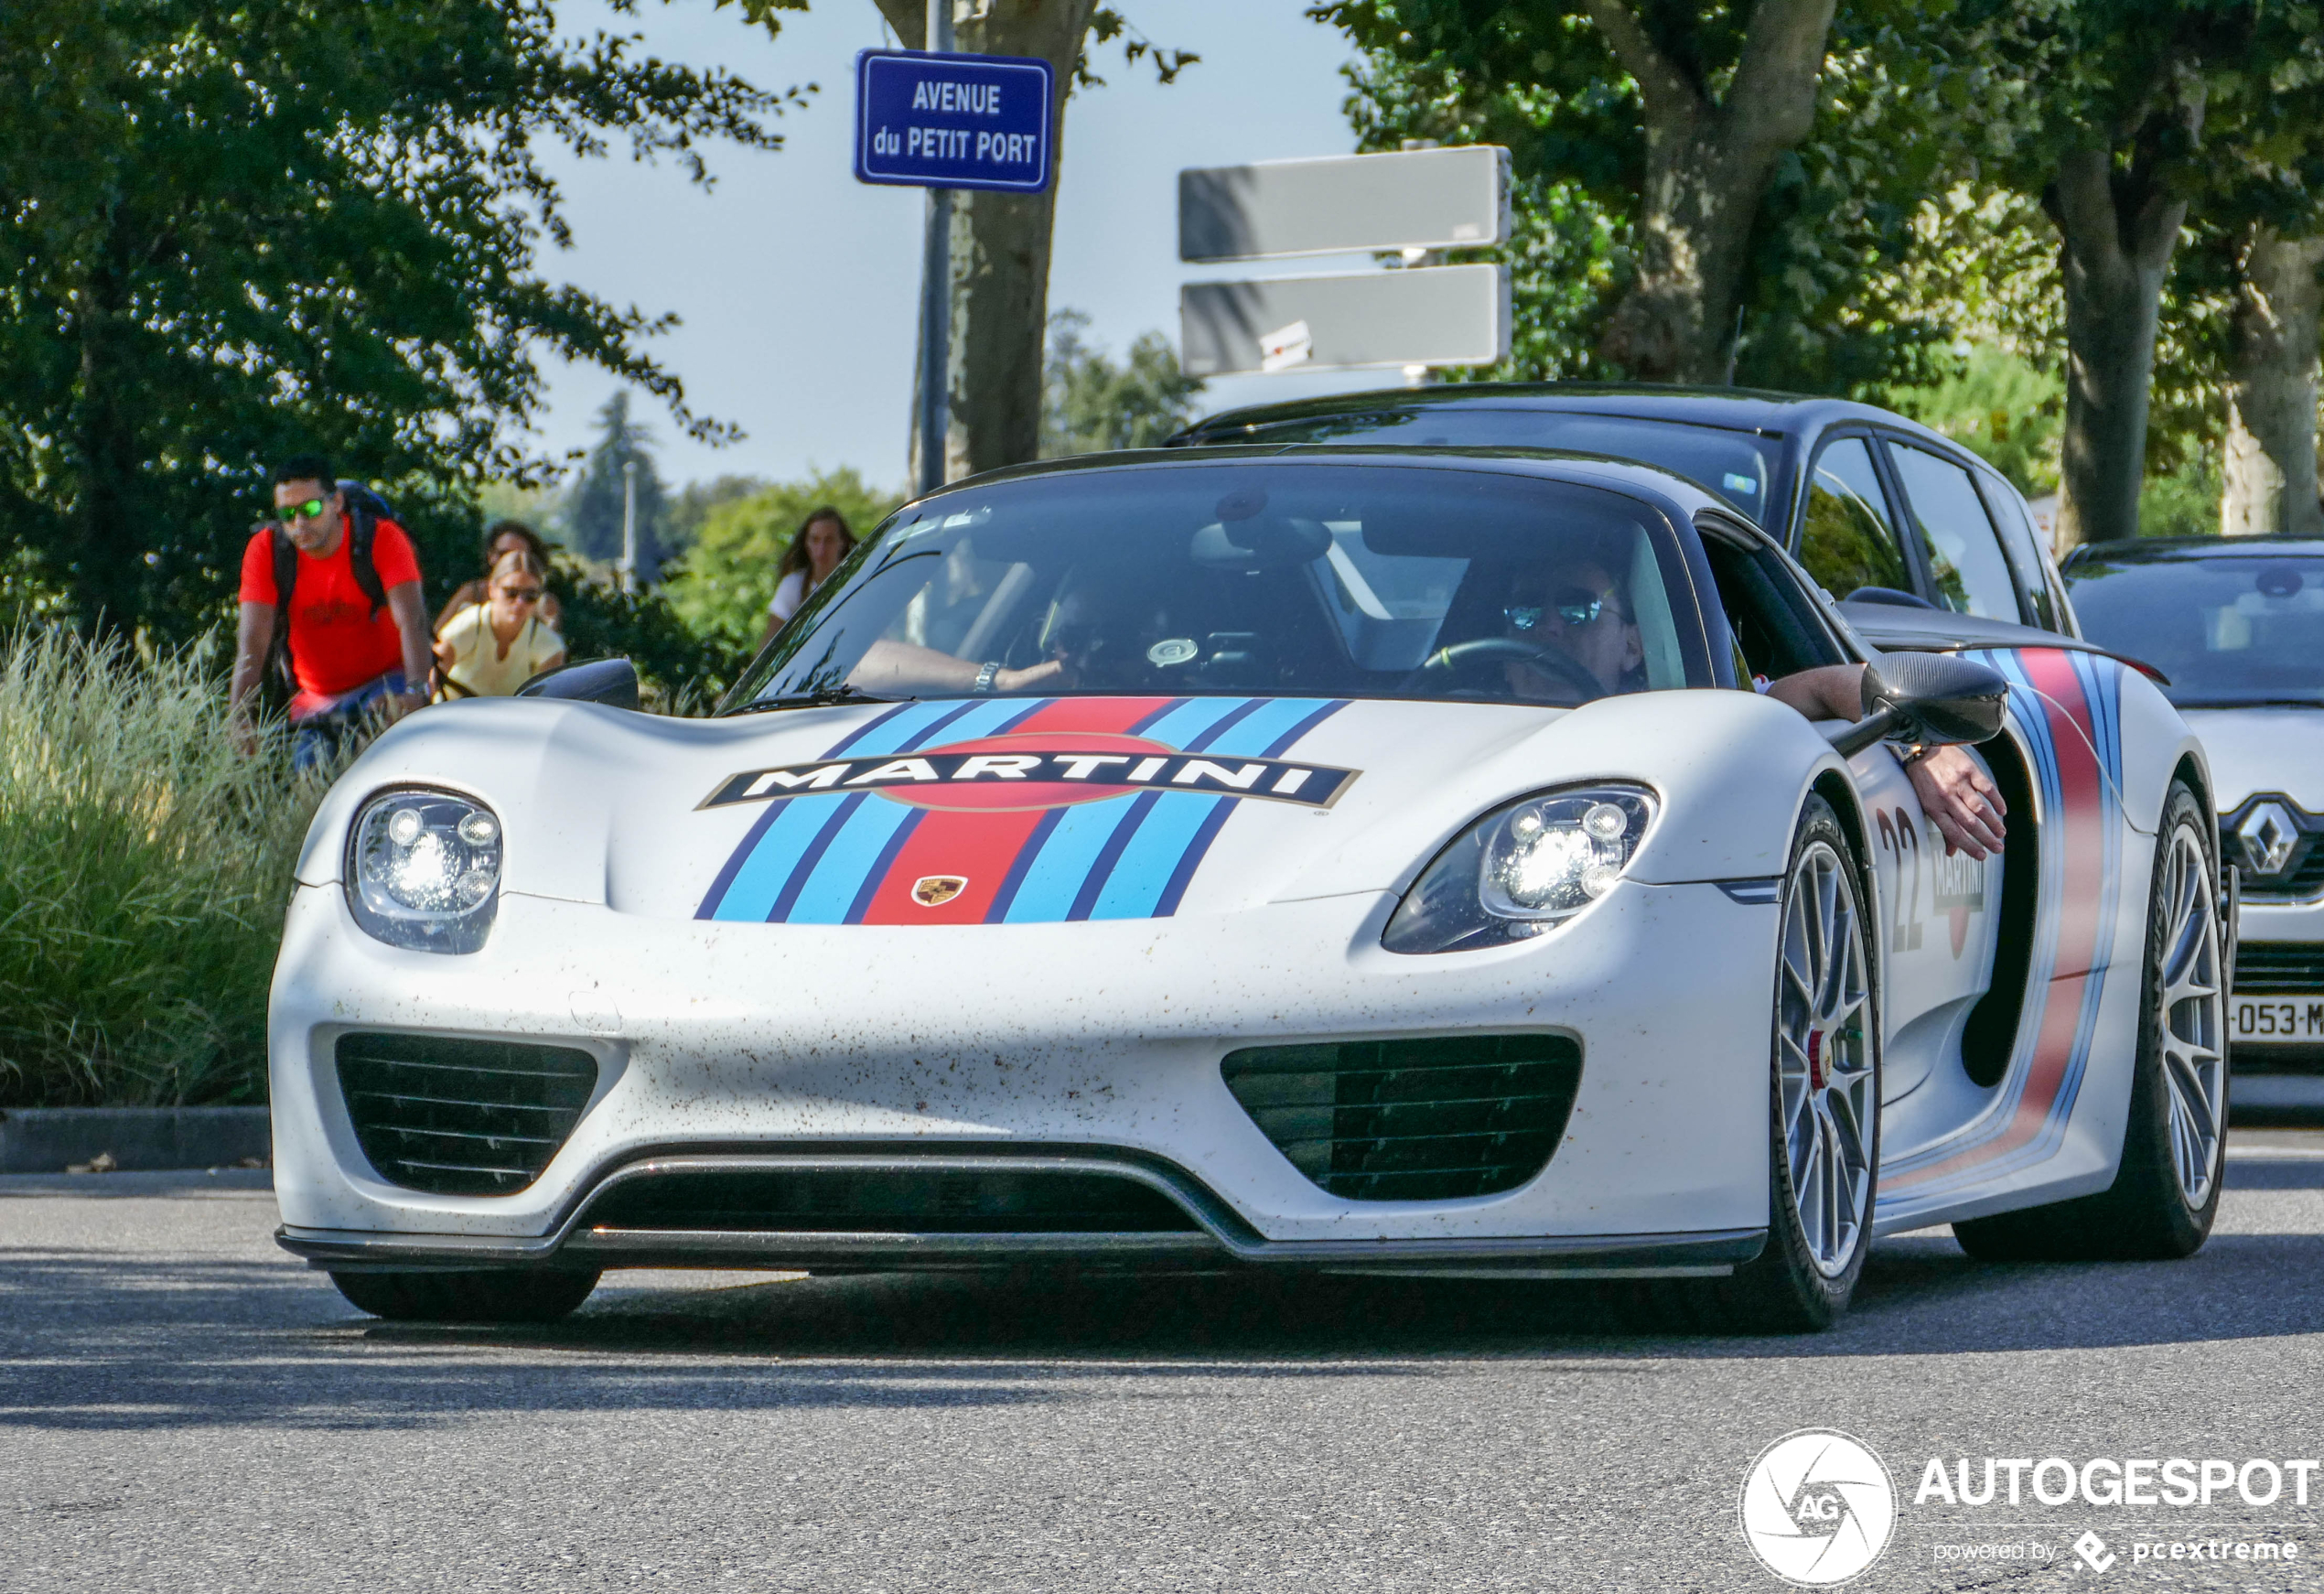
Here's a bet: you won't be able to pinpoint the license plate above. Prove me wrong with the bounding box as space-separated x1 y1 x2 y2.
2231 995 2324 1043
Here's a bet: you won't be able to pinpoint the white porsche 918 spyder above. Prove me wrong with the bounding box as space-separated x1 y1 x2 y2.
271 448 2231 1331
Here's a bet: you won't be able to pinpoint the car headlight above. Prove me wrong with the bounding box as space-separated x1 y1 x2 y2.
1383 785 1657 955
345 790 502 953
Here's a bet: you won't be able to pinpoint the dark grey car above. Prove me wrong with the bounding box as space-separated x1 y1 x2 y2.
1170 383 2076 638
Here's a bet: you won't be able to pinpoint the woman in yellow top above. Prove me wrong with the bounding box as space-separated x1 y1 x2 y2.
433 549 567 697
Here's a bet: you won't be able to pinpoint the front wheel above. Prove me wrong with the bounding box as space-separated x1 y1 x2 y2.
1666 796 1879 1333
1954 780 2226 1261
329 1267 601 1323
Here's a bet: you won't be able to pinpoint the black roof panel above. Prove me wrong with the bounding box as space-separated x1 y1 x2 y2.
1174 381 1942 446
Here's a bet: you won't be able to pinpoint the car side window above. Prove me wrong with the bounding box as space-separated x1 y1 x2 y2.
1979 476 2064 631
1888 442 2022 621
1797 436 1910 598
1699 519 1844 684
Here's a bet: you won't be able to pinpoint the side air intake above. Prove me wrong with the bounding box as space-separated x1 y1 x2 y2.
1221 1035 1583 1201
336 1033 598 1196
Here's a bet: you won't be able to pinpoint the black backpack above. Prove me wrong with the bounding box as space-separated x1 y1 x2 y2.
268 480 393 691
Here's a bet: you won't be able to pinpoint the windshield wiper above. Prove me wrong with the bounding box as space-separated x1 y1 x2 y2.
724 685 906 716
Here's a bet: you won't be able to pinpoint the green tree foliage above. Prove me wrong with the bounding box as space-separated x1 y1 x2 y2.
662 468 905 645
1039 312 1206 455
1318 0 2051 394
0 0 796 636
1886 346 2063 496
562 391 669 574
662 474 769 557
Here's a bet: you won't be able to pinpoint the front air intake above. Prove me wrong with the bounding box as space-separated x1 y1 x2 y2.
336 1033 598 1196
1221 1035 1583 1201
579 1165 1200 1233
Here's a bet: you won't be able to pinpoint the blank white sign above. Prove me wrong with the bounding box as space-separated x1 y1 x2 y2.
1180 265 1511 375
1178 147 1511 263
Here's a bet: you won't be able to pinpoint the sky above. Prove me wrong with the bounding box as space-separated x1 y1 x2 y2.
532 0 1400 490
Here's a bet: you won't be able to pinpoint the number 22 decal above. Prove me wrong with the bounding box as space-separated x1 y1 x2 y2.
1875 806 1923 953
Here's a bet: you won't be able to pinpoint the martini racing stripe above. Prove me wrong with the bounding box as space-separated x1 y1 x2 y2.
699 697 1054 921
1880 650 2125 1210
848 696 1171 924
1084 697 1349 921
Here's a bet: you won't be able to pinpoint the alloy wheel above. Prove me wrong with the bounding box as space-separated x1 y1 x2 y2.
1779 840 1876 1277
2156 823 2226 1208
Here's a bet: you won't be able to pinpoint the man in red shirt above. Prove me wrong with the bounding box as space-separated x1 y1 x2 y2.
230 455 435 769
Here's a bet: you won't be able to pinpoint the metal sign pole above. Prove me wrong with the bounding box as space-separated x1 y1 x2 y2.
915 0 956 497
619 458 637 592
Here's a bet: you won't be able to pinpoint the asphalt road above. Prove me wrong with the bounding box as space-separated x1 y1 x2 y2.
4 1137 2321 1594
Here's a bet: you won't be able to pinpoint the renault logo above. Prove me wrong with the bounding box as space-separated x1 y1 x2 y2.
2235 802 2303 877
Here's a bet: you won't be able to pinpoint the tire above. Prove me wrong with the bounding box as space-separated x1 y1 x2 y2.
1665 796 1879 1333
1953 780 2226 1262
329 1267 601 1323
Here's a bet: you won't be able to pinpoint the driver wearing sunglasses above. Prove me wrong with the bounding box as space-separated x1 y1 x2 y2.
1497 560 1645 705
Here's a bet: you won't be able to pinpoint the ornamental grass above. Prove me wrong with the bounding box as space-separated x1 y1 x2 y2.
0 625 330 1105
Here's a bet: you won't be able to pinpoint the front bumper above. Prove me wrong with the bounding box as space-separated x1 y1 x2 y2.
280 1149 1767 1278
270 878 1781 1275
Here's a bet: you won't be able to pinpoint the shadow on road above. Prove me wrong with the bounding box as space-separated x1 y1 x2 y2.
1 1158 2317 1434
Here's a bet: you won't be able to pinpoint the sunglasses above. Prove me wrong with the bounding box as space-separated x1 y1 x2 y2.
279 497 331 522
499 586 544 602
1505 587 1627 631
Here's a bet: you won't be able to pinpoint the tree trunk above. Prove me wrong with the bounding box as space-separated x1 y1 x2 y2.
879 0 1097 484
2222 226 2324 538
2044 128 2195 554
68 217 146 635
1584 0 1838 383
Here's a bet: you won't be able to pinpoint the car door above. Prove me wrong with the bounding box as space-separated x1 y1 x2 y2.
1701 514 2007 1105
1791 434 1918 604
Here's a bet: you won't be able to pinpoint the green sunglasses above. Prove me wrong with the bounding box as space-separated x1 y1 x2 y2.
279 497 332 522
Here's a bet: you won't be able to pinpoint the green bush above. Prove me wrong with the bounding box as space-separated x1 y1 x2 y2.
1883 346 2063 497
2139 459 2222 541
0 626 327 1105
553 557 753 713
662 468 904 646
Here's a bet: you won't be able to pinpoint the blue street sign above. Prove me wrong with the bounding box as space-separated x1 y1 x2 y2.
854 49 1055 194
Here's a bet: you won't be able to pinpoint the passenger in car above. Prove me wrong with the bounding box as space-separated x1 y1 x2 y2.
1760 664 2007 861
1481 549 2007 861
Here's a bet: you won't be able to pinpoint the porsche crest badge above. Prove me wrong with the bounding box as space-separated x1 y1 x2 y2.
912 875 968 907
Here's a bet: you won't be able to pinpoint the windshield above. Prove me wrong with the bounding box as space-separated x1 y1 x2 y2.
725 461 1713 713
1210 409 1780 523
2067 552 2324 705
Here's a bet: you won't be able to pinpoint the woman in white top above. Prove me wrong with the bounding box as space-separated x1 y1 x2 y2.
433 548 567 697
760 507 858 646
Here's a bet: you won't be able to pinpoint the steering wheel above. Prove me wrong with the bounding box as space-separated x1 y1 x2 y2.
1405 637 1606 703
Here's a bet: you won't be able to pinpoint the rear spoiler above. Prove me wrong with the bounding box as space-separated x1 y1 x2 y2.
1833 601 2170 685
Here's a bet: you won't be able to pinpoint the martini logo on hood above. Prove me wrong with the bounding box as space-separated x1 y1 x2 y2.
699 738 1357 813
696 695 1350 926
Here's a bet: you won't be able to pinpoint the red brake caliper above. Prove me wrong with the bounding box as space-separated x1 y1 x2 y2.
1806 1029 1826 1092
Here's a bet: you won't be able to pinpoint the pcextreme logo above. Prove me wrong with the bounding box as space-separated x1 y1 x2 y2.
1739 1429 1899 1586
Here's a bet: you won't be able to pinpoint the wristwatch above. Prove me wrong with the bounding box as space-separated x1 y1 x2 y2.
972 661 1002 695
1897 741 1934 768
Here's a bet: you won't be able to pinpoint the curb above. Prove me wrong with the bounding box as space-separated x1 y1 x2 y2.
0 1107 270 1173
